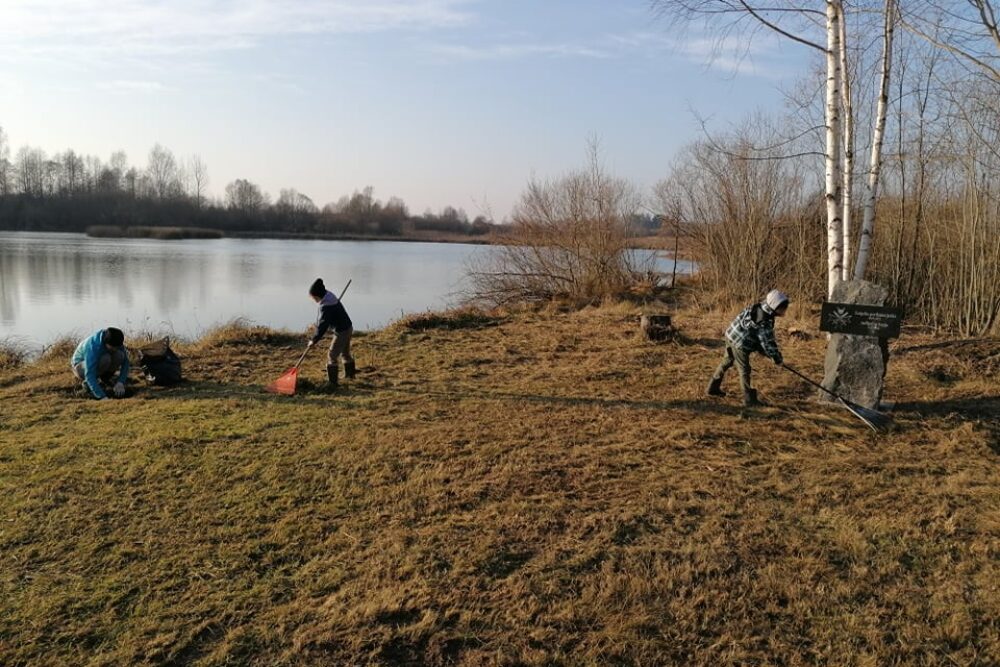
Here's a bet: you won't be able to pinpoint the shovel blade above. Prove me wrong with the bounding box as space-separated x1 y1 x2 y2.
266 367 299 395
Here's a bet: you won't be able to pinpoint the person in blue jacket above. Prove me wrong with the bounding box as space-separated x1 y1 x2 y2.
71 327 129 399
306 278 355 388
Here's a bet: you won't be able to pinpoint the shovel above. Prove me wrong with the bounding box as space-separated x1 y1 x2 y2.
782 363 892 432
265 279 353 396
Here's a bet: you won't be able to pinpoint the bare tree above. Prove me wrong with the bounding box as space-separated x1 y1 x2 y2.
61 149 84 195
15 147 45 197
467 143 648 306
899 0 1000 81
825 1 845 295
0 126 11 196
838 2 855 279
146 144 180 200
225 179 268 215
660 117 822 302
107 150 128 193
189 155 209 209
854 0 898 279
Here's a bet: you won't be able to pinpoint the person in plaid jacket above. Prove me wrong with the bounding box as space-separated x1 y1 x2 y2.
707 290 789 406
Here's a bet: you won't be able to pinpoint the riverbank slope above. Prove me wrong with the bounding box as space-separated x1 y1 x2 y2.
1 304 998 665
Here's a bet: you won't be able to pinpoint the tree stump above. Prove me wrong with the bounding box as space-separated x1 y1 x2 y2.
640 313 674 341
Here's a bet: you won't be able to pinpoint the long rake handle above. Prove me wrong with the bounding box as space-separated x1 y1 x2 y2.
781 363 886 433
782 364 841 400
782 363 874 413
339 279 352 300
293 345 311 369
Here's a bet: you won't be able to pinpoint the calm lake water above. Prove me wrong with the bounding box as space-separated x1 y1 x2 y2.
0 231 693 350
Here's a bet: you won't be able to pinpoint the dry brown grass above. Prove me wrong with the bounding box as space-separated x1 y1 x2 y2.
0 338 27 371
1 304 998 665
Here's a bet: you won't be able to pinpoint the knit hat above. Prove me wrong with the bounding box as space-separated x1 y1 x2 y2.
765 289 789 311
104 327 125 348
309 278 326 298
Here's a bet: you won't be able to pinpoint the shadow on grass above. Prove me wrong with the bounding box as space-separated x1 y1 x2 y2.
85 381 372 408
376 382 779 418
894 396 1000 454
893 395 1000 418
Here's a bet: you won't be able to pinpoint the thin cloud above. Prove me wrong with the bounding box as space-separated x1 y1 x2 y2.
0 0 475 58
97 80 171 93
430 42 611 61
611 30 794 79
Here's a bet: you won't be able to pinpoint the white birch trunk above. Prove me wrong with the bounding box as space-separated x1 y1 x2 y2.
854 0 896 280
838 2 854 280
826 0 844 298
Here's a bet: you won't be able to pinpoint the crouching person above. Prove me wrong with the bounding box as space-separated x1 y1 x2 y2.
707 290 789 406
306 278 355 389
71 327 129 400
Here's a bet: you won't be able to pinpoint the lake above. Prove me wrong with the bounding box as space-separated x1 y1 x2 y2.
0 232 694 350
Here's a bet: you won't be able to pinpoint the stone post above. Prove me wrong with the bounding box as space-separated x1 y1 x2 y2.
821 280 890 409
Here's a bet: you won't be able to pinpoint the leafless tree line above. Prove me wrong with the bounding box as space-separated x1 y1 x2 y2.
0 130 496 238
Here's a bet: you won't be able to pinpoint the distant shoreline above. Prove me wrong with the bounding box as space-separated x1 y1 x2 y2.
81 225 495 245
76 226 678 249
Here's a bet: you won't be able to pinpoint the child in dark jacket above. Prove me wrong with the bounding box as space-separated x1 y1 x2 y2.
707 290 789 406
306 278 355 388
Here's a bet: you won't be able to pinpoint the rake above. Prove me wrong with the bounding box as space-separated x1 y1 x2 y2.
781 364 893 432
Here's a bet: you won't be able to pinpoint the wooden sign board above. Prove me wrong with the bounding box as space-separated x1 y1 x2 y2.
820 302 903 338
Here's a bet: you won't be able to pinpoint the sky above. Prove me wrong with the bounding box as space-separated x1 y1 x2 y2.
0 0 812 220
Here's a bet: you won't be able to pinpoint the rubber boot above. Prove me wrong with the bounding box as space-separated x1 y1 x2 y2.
706 378 726 397
326 364 339 389
743 388 764 407
344 359 356 379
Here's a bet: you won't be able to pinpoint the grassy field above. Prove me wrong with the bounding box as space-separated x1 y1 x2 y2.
1 304 998 666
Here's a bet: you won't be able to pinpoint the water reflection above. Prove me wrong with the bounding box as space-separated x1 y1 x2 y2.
0 232 694 350
0 232 487 348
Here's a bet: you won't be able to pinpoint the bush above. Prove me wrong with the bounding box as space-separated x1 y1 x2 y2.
660 119 825 307
0 339 27 371
467 147 652 306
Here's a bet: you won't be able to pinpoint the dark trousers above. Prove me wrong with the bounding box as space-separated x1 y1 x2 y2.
327 327 353 366
712 343 753 393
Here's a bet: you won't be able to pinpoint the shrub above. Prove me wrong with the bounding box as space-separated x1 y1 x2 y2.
467 146 653 306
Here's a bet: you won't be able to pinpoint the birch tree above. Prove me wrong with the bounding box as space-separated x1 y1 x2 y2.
825 1 845 295
853 0 897 279
652 1 898 298
838 2 855 279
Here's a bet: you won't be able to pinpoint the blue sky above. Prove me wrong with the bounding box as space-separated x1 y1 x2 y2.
0 0 810 219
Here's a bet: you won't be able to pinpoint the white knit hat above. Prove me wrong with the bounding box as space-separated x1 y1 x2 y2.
765 289 789 311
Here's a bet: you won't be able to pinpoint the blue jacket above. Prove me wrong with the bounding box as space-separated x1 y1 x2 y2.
71 329 129 399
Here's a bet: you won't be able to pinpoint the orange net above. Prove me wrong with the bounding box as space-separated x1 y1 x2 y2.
265 367 299 395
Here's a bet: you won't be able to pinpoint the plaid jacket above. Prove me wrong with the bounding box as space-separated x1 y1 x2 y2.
725 303 782 363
